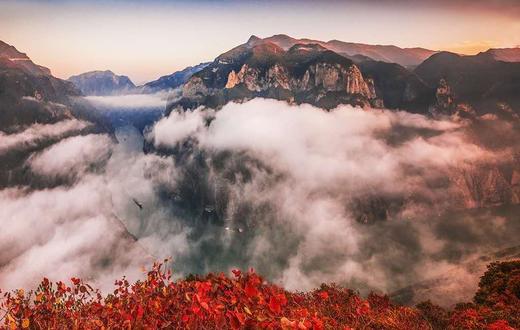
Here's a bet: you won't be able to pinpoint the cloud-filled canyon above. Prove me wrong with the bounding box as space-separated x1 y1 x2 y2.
1 96 518 307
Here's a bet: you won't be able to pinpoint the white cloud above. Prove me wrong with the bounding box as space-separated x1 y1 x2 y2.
85 93 167 110
28 134 113 179
0 120 90 155
150 108 209 147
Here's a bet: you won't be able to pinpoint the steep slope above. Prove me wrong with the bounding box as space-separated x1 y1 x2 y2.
263 34 437 67
0 40 52 76
357 60 433 112
138 62 210 93
415 52 520 116
68 70 136 96
0 41 82 130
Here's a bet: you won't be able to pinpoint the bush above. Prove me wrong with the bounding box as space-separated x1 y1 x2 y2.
0 260 518 329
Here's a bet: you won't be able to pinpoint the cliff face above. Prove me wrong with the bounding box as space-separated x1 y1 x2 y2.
222 61 375 97
172 41 382 112
452 163 520 209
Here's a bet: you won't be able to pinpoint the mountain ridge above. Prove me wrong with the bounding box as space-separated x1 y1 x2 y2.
167 35 435 113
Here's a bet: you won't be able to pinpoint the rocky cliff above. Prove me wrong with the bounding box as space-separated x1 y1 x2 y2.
170 39 384 112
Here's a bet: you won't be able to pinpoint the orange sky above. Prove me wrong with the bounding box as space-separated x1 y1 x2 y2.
1 1 518 83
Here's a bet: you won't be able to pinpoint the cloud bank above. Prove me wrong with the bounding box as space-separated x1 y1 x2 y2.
0 120 89 155
1 98 518 307
85 93 167 110
144 99 518 303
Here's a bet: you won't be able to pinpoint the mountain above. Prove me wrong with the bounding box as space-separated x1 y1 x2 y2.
0 40 83 130
263 34 437 67
138 62 210 93
357 60 433 111
0 40 52 76
68 70 136 96
0 40 107 187
414 51 520 116
168 35 433 113
481 47 520 62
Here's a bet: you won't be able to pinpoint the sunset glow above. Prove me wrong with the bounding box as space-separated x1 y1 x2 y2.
1 0 519 83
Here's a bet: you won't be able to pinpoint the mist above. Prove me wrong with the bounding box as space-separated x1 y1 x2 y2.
1 98 518 307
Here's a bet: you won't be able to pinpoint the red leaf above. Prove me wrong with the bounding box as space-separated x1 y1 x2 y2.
268 296 282 314
318 291 329 300
136 304 144 320
244 282 259 298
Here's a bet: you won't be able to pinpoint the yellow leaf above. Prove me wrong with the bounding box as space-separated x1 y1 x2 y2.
22 319 30 329
280 317 293 330
243 306 252 315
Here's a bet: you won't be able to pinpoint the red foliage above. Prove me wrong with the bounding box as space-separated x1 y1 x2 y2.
0 260 518 329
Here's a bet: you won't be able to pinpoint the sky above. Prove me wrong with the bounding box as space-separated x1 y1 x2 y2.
1 0 519 83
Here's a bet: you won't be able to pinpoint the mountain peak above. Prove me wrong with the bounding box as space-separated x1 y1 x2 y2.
68 70 135 96
247 35 262 45
0 39 51 76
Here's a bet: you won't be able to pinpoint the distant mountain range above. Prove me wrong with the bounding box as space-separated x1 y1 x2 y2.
481 47 520 62
137 63 210 93
68 70 136 96
67 64 210 96
62 35 520 119
261 34 437 67
165 35 520 118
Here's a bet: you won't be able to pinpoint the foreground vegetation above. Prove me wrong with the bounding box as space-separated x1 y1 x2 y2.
1 260 519 329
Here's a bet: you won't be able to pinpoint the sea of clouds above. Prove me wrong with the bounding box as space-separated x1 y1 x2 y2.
0 98 518 306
